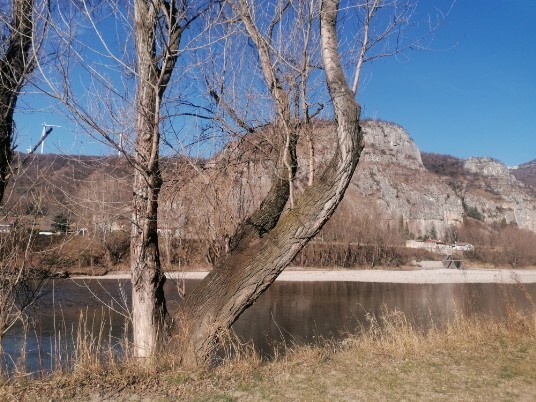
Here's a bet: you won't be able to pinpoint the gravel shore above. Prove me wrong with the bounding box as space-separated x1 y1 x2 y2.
74 268 536 283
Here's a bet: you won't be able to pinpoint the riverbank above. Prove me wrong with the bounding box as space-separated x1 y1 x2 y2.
73 267 536 283
3 307 536 401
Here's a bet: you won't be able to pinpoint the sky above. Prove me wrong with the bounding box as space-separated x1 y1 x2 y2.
358 0 536 166
13 0 536 166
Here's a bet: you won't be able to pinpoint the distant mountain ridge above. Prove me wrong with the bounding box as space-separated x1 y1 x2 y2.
511 159 536 188
161 120 536 239
4 122 536 239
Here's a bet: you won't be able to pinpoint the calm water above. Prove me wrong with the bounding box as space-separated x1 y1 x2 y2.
2 278 536 372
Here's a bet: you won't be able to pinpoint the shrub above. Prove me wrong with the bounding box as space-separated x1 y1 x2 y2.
103 231 130 265
52 213 70 233
463 202 484 221
293 243 410 268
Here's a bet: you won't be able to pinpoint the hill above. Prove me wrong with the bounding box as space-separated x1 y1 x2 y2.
511 159 536 188
4 121 536 242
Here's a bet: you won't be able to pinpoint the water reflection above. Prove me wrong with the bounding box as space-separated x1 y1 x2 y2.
233 281 536 356
2 278 535 371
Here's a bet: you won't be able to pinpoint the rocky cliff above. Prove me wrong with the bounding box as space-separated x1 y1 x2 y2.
12 121 536 241
349 121 464 237
174 119 536 240
356 122 536 236
459 156 536 232
511 159 536 188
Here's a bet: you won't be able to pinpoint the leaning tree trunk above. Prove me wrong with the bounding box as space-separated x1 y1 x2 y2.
179 0 362 367
0 0 34 204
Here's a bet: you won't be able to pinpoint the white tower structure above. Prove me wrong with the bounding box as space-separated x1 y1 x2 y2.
39 123 60 154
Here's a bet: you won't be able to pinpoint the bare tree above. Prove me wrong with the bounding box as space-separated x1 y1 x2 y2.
38 0 210 359
0 0 36 204
32 0 448 366
73 167 131 266
0 0 55 353
0 213 51 351
348 0 449 95
123 0 214 358
176 0 362 366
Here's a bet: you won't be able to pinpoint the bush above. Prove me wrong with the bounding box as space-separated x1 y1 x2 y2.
293 243 411 268
421 152 466 177
459 219 536 267
39 250 76 269
52 213 71 233
462 201 484 221
103 232 130 265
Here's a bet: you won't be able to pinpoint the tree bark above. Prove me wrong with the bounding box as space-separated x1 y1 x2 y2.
179 0 362 367
130 0 187 359
130 0 178 358
0 0 34 204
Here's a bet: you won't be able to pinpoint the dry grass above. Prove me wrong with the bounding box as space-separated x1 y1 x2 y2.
1 303 536 401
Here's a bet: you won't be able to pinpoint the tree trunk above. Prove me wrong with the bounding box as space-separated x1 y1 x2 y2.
0 0 34 204
130 0 184 359
130 117 166 358
179 0 362 367
130 0 166 359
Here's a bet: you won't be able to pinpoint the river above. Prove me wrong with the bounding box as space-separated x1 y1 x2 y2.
2 277 536 373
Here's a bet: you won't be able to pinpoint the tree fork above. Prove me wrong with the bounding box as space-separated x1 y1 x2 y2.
178 0 362 367
130 0 182 358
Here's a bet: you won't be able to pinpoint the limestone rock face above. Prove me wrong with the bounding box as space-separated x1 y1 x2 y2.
346 121 536 236
165 120 536 240
511 159 536 187
360 120 424 171
351 121 463 237
464 157 516 181
459 157 536 232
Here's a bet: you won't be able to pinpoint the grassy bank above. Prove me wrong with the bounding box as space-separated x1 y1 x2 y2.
2 308 536 401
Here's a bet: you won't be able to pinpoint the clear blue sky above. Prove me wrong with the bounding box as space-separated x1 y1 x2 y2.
14 0 536 166
359 0 536 166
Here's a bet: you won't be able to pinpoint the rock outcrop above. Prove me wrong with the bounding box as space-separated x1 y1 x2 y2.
351 121 463 237
464 157 513 179
351 122 536 236
166 120 536 240
459 157 536 232
511 159 536 188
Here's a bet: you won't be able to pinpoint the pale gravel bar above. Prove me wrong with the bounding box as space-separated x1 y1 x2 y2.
75 268 536 284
